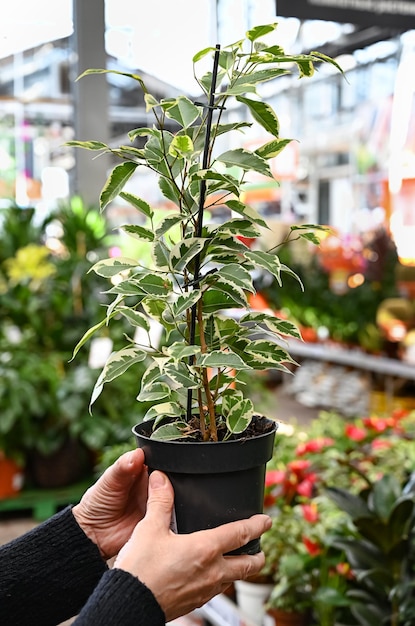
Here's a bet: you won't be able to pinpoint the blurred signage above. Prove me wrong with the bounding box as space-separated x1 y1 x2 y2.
275 0 415 29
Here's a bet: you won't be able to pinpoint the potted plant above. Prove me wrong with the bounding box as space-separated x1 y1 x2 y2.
261 408 415 625
69 23 340 553
0 199 150 488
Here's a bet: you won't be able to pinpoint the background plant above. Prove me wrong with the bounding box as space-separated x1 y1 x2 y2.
0 198 148 468
261 408 415 625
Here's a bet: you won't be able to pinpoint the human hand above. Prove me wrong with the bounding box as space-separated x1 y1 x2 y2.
72 449 148 560
114 471 272 622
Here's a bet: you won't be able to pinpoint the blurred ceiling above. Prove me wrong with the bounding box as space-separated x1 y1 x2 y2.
275 0 415 55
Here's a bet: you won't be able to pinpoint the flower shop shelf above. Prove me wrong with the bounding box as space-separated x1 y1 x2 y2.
282 339 415 414
286 339 415 382
0 479 93 522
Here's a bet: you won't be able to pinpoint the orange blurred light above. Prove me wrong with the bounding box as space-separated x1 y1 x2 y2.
348 273 365 289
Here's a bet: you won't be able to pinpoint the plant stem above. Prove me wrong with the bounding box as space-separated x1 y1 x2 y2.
186 44 221 430
197 299 217 441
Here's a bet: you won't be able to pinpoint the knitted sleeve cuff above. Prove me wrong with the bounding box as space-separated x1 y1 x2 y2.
74 568 166 626
0 505 108 625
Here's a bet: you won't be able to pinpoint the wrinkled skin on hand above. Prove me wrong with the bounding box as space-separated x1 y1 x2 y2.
73 449 271 622
114 471 271 622
73 449 149 560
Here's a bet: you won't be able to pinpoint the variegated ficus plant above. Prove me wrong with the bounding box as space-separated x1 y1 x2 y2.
70 23 339 442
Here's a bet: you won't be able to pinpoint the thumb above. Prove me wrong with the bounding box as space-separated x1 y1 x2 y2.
145 471 175 527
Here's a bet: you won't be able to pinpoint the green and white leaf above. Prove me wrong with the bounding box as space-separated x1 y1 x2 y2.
217 218 261 238
89 257 138 278
255 138 294 160
217 148 272 178
135 274 172 296
155 214 186 238
169 134 194 157
245 340 295 369
120 224 154 242
172 291 202 317
245 250 283 284
119 192 154 219
207 263 254 293
71 316 114 360
199 350 252 370
165 342 201 360
226 399 254 434
236 97 280 137
143 403 184 422
118 307 151 331
170 238 205 272
137 382 171 402
163 362 199 388
90 347 147 407
150 422 190 441
100 161 138 211
152 239 171 270
225 199 268 228
242 311 302 340
162 96 201 128
65 140 108 151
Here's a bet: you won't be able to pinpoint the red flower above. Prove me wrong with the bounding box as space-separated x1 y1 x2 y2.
301 502 319 523
297 476 317 499
265 459 318 505
303 536 322 556
371 438 392 450
288 459 312 472
296 437 334 456
345 423 367 441
265 469 285 487
391 408 409 421
362 416 392 432
336 562 354 579
264 493 277 508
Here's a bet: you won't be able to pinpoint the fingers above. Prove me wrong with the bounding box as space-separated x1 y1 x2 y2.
206 514 272 556
113 448 146 477
100 449 146 490
222 551 266 582
141 471 175 527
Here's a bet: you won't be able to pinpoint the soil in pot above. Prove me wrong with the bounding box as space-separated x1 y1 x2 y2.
133 415 277 555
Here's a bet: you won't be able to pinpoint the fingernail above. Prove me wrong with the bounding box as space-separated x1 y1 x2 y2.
149 471 167 489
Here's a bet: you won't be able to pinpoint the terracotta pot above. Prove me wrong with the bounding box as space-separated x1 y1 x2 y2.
266 608 310 626
0 456 24 499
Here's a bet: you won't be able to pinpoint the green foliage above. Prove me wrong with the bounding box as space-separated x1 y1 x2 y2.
259 240 398 349
327 475 415 626
263 409 415 625
70 23 340 441
0 197 147 464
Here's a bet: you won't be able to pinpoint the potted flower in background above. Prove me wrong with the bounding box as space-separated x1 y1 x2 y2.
69 23 340 552
256 408 415 625
0 199 149 489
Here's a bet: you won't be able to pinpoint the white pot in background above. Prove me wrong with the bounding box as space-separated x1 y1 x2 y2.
234 579 274 626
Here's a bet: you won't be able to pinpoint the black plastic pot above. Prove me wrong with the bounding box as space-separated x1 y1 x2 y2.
132 416 277 555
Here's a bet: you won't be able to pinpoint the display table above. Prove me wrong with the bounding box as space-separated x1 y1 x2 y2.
285 339 415 382
0 479 92 521
281 339 415 412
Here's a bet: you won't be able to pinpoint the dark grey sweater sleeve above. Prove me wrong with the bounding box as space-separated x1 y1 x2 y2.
0 506 165 626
